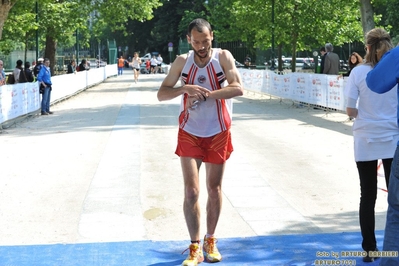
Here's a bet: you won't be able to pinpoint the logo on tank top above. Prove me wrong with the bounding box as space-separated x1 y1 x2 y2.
197 75 206 84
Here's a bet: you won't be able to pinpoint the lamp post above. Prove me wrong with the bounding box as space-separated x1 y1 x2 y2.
270 0 275 70
35 1 39 60
98 39 101 67
313 50 319 73
76 29 79 62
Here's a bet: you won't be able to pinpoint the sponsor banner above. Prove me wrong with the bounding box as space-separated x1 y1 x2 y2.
239 69 345 111
0 83 40 124
0 65 118 125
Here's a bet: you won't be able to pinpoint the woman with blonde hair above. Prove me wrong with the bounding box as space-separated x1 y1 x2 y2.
344 28 398 263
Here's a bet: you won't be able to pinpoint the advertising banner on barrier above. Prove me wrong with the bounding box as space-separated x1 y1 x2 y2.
262 71 272 95
291 73 308 102
309 74 326 106
238 69 346 111
1 65 117 126
326 75 345 110
0 83 40 124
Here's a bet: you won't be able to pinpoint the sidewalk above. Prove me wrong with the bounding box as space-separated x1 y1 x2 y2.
0 70 388 265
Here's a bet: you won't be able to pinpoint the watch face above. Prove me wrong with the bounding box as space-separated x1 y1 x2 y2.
313 51 318 57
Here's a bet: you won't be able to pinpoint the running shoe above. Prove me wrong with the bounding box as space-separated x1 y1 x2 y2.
203 235 222 262
181 243 204 266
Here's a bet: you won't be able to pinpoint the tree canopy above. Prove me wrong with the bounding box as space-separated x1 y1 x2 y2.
0 0 398 73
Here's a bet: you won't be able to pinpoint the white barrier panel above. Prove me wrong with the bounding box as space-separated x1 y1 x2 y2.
0 83 40 124
51 71 88 101
52 65 117 102
239 69 346 111
0 64 118 125
308 74 326 106
325 75 345 110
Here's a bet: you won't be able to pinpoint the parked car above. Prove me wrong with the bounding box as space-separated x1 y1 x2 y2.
140 62 168 74
88 59 107 68
140 52 159 63
235 60 245 68
282 57 313 69
340 60 348 71
140 53 152 63
265 59 290 69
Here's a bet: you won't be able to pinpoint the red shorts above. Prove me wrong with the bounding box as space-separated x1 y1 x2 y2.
175 128 233 164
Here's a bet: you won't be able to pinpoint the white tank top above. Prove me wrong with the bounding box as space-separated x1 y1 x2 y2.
132 58 140 68
179 49 232 137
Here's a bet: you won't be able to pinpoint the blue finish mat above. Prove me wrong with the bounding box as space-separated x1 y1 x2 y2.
0 231 386 265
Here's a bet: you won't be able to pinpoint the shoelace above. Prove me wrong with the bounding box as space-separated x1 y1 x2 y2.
181 245 199 258
205 237 217 253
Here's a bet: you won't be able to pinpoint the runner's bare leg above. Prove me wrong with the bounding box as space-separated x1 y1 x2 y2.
181 157 202 241
205 162 225 235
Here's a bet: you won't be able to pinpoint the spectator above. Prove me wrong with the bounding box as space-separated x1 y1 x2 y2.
244 54 251 66
78 59 89 72
33 58 44 77
319 47 326 73
157 18 243 266
338 52 363 79
345 28 397 263
145 59 151 73
67 59 76 74
19 61 34 83
37 58 53 115
156 54 163 73
366 32 399 266
117 56 124 75
150 55 158 74
13 59 23 83
0 60 5 85
323 43 340 75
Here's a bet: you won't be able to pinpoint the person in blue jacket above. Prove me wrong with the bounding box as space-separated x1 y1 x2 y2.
366 40 399 266
37 58 53 115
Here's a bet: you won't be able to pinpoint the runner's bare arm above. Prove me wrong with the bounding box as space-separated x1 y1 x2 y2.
346 107 358 118
157 55 210 102
207 49 243 100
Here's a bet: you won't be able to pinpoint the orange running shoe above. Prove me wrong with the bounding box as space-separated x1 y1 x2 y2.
203 235 222 262
181 243 204 266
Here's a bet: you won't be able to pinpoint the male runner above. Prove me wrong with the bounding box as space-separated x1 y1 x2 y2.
157 18 243 266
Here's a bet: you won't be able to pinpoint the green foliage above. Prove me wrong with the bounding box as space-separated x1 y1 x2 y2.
373 0 399 44
178 10 207 37
0 0 162 57
0 0 37 54
2 0 398 69
109 0 207 61
205 0 365 71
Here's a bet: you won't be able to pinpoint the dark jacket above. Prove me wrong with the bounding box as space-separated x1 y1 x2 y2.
18 68 34 83
323 52 340 75
33 63 43 77
67 64 75 74
320 54 325 74
78 63 88 71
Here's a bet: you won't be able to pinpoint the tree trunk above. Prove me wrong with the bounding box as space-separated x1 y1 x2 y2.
0 1 17 40
44 35 57 76
290 1 299 73
359 0 375 41
24 33 28 63
278 43 283 72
